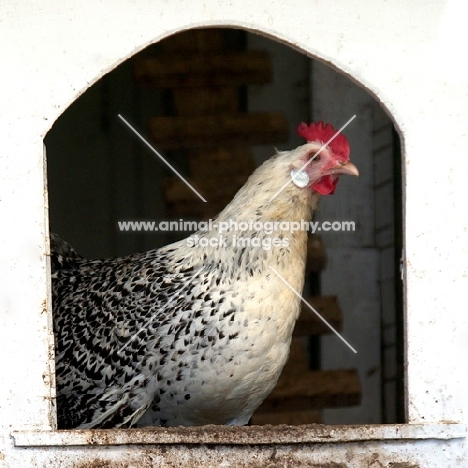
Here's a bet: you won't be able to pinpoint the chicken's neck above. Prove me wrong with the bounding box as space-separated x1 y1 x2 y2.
169 151 322 289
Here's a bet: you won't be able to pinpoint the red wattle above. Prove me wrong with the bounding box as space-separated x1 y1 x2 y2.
312 175 339 195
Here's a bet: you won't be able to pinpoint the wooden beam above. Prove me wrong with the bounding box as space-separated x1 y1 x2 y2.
133 50 272 88
162 173 246 202
149 112 289 148
294 295 343 336
255 369 362 413
306 234 327 272
162 175 244 218
173 87 240 115
188 147 255 179
251 409 322 426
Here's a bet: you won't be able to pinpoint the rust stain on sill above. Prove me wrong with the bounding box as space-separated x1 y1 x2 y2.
73 461 116 468
70 457 349 468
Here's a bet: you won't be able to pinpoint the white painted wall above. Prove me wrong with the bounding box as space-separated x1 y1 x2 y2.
1 1 467 466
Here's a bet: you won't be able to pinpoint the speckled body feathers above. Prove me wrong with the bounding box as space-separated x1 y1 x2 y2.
52 145 325 428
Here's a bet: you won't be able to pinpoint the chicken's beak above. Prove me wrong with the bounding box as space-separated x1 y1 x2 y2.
329 161 359 177
311 159 359 195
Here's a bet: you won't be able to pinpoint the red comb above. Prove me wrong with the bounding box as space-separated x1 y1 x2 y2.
297 121 350 161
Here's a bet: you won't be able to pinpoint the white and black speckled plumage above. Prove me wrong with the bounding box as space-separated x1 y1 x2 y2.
52 142 354 429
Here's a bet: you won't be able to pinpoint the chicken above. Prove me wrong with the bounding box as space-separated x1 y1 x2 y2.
52 121 358 429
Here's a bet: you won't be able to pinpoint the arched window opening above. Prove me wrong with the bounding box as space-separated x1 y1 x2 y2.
45 27 403 429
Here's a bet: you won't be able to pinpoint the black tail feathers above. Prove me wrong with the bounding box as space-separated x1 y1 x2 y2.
50 232 85 272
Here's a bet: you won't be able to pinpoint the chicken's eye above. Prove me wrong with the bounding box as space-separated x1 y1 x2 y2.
309 153 321 162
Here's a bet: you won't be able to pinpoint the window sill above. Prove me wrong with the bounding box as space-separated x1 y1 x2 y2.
12 423 466 447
